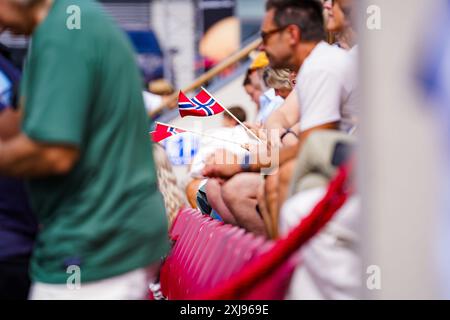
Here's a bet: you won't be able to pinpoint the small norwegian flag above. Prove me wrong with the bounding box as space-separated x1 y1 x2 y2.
151 122 185 143
178 88 225 117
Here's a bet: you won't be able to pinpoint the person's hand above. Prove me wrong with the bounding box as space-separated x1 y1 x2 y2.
244 122 262 131
161 94 178 109
202 163 242 180
0 108 21 141
244 122 267 142
202 149 242 179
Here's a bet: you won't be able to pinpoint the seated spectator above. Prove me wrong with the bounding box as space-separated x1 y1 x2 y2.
153 143 188 228
243 69 263 111
248 52 286 124
185 107 250 224
324 0 357 51
279 130 361 299
258 0 358 236
202 65 296 236
263 67 296 99
324 0 358 133
189 106 248 180
203 0 358 239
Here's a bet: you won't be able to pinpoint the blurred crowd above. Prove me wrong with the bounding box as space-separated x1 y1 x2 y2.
0 0 360 300
190 0 360 298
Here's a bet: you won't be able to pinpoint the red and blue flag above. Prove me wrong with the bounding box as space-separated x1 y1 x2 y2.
178 88 225 117
151 122 186 143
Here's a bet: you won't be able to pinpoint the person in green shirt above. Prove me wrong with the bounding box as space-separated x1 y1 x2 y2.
0 0 170 299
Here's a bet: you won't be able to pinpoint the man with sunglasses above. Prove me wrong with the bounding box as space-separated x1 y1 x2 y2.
259 0 360 298
203 0 357 233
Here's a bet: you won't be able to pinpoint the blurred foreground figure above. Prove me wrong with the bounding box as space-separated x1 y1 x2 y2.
0 0 169 299
419 0 450 299
0 44 38 300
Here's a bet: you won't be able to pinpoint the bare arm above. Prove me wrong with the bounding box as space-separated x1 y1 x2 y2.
202 122 339 179
0 108 21 140
264 90 300 131
0 133 80 178
275 122 338 168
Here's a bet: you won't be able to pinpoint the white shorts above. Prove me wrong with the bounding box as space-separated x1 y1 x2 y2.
29 262 160 300
280 188 362 300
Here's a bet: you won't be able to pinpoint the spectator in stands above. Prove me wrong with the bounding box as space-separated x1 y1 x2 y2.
187 107 249 224
325 0 357 51
222 106 247 129
0 0 169 299
0 44 37 300
202 65 296 236
324 0 358 133
263 67 297 99
322 0 333 26
260 0 357 235
203 0 357 237
279 130 361 299
243 69 263 111
249 52 286 124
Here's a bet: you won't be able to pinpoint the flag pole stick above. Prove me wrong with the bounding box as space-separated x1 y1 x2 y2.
200 87 263 144
154 122 249 150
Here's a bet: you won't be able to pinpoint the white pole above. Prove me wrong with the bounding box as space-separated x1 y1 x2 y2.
200 87 264 144
154 122 249 150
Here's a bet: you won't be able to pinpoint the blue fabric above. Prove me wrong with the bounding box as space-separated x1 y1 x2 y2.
419 0 450 298
127 31 163 55
256 88 284 124
0 54 20 111
210 210 223 222
196 182 212 215
0 177 37 261
0 71 11 111
0 54 37 261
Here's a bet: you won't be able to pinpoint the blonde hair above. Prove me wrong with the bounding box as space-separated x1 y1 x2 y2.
263 67 293 91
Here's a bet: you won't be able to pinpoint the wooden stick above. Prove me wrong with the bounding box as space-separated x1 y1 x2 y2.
154 122 249 150
149 37 262 118
200 86 263 144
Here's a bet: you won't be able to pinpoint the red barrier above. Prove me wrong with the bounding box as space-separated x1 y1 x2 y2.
160 208 297 300
160 163 351 300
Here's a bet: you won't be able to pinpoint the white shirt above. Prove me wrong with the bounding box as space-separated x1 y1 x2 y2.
189 126 250 178
346 45 359 133
348 45 358 59
142 91 163 113
296 41 357 133
280 187 362 299
256 88 284 124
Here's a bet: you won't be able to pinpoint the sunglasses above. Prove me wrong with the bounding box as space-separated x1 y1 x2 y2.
260 25 290 44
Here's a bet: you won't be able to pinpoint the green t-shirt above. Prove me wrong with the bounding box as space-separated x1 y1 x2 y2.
21 0 170 284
